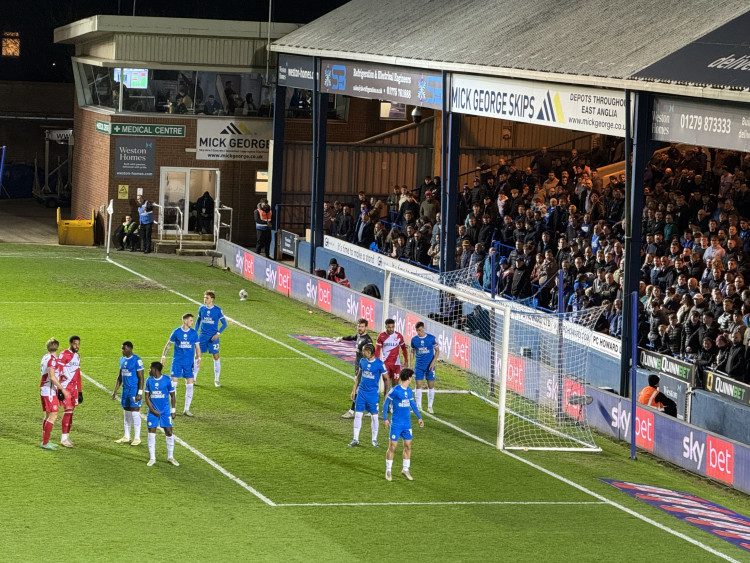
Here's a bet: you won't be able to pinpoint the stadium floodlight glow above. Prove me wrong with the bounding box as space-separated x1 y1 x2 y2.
382 265 602 452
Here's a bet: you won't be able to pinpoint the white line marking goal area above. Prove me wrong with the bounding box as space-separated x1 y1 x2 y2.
103 258 742 562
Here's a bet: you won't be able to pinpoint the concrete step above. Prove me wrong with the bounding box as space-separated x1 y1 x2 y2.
155 239 215 255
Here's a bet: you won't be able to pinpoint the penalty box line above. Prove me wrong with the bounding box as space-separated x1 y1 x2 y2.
102 258 745 559
275 501 607 508
80 370 276 507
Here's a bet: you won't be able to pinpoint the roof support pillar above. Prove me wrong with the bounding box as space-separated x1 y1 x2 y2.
440 71 460 272
309 57 327 273
619 91 658 397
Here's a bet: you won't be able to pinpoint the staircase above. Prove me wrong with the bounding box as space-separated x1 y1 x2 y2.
154 233 215 256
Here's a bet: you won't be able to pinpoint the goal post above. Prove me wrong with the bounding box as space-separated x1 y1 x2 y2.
382 265 601 452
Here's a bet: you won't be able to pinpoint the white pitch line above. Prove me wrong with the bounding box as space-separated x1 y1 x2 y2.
0 302 188 305
276 501 607 508
103 258 744 560
82 356 312 361
79 370 276 507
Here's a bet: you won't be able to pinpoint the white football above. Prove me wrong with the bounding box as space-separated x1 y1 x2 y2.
239 289 248 301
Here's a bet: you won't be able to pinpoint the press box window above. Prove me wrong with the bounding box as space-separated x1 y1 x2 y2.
2 32 20 57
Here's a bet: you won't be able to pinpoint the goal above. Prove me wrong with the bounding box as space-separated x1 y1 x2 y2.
383 266 602 452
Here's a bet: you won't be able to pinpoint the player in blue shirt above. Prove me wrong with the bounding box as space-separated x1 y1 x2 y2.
348 343 386 448
382 368 423 481
144 362 179 467
161 313 201 417
111 341 145 446
410 322 440 414
195 290 227 387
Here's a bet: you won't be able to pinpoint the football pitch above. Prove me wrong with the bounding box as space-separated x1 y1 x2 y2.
3 244 750 562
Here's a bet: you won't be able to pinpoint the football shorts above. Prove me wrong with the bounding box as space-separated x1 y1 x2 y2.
389 425 413 442
41 395 59 413
199 338 220 354
60 386 79 408
121 387 143 408
170 363 194 379
414 367 436 381
385 363 401 381
354 390 380 415
147 411 173 429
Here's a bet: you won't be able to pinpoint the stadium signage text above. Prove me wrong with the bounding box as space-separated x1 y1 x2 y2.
651 95 750 153
320 59 443 110
450 74 627 137
323 236 438 281
278 54 317 90
704 370 750 407
638 348 696 385
196 119 272 161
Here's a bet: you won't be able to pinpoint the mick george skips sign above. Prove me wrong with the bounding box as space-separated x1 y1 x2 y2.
196 119 272 161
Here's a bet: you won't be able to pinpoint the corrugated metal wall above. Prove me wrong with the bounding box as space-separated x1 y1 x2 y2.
113 34 269 67
282 143 431 198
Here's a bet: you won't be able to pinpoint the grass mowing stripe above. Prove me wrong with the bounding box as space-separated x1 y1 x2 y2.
275 501 609 507
105 257 744 560
79 370 277 507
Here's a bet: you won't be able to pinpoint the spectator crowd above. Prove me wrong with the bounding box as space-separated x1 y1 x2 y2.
325 144 750 384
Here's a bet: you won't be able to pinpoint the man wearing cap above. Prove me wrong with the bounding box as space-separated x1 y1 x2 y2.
638 374 677 417
419 190 440 223
327 258 350 287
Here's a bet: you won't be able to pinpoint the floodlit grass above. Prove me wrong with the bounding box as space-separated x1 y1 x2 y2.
2 244 750 562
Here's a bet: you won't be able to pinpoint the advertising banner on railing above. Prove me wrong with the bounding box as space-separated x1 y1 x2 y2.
637 348 697 387
450 74 626 137
704 370 750 408
323 236 439 281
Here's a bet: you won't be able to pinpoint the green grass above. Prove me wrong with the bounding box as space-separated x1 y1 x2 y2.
2 244 750 562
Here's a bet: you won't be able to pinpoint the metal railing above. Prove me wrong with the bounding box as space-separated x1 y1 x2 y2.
214 205 233 242
153 203 183 253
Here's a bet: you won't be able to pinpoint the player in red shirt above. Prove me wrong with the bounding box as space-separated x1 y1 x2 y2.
40 338 69 450
57 335 82 448
375 318 409 399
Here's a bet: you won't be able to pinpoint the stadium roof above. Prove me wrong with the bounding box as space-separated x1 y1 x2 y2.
271 0 750 102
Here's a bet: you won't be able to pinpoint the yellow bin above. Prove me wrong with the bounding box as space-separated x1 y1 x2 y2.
57 208 95 246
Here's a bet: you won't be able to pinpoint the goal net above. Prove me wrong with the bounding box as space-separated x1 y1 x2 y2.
384 265 602 452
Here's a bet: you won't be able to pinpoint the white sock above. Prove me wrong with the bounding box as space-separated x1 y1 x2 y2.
353 412 363 441
148 433 156 460
193 363 200 381
172 380 178 403
416 388 423 410
403 459 411 471
214 359 221 381
386 459 393 471
131 411 141 440
61 433 69 442
371 414 379 442
123 410 131 440
428 389 435 409
166 435 175 459
184 383 194 411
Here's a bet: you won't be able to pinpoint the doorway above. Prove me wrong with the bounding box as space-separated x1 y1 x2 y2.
159 167 220 234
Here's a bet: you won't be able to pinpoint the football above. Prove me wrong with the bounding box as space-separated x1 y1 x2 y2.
239 289 248 301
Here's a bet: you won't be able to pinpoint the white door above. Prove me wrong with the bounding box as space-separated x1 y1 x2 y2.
159 167 220 233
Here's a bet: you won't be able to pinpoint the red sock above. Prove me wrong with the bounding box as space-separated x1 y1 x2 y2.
42 420 54 444
62 411 73 434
